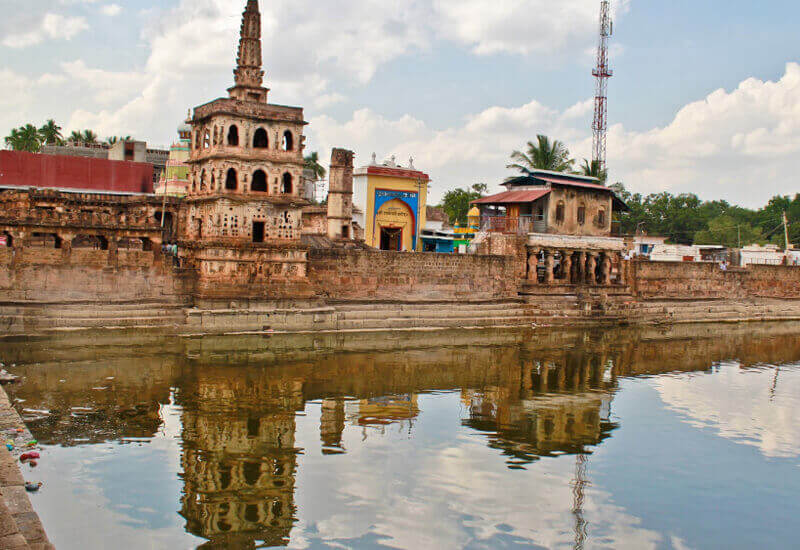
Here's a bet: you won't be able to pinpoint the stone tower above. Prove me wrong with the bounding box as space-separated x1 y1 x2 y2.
327 148 354 240
181 0 312 299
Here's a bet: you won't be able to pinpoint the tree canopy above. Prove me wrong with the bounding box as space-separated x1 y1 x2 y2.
304 151 326 180
439 183 487 225
507 135 574 176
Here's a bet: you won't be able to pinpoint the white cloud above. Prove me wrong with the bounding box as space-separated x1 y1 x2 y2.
310 63 800 207
2 13 88 48
100 4 122 16
656 361 800 459
433 0 629 56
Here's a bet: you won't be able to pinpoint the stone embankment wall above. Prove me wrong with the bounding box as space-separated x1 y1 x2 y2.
308 249 520 301
631 261 800 300
0 247 187 302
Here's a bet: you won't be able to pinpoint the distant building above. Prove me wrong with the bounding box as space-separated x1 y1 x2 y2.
472 169 626 237
41 139 168 184
631 235 667 258
0 150 154 193
740 244 786 267
354 154 430 251
155 122 191 197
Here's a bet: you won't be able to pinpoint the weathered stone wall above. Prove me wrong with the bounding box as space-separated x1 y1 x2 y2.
0 246 187 302
631 260 800 299
308 248 519 301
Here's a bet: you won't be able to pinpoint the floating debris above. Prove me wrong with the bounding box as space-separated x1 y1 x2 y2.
0 369 19 385
20 451 40 462
24 482 42 492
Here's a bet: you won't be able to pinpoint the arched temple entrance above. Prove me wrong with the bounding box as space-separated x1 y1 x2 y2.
374 198 415 251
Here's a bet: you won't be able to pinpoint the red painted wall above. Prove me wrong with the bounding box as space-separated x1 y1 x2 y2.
0 151 154 193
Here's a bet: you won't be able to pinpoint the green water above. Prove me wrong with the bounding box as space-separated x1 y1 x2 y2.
2 323 800 549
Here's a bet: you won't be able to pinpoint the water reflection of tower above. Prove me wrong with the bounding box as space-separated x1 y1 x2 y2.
178 370 304 548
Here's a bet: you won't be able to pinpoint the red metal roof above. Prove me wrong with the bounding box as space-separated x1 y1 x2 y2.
366 165 430 181
472 189 550 204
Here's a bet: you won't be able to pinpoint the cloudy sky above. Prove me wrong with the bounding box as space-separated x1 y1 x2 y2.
2 0 800 206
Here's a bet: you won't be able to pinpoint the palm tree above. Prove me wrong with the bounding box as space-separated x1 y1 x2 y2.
81 130 99 145
304 151 326 180
578 159 608 185
38 119 63 145
4 124 42 152
106 136 119 146
507 135 574 176
68 130 85 144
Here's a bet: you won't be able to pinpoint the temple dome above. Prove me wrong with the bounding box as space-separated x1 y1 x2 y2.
467 206 480 218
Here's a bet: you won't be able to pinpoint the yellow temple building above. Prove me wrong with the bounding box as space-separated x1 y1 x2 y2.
353 154 430 251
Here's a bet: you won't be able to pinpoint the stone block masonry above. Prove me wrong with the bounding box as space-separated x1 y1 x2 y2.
0 247 187 303
308 248 519 301
632 261 800 300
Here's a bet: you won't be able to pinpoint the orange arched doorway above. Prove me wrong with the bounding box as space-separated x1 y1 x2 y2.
374 198 415 251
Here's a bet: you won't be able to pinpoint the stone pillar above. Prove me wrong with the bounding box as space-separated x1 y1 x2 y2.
586 253 597 285
544 249 555 284
527 248 539 282
619 253 629 286
327 148 355 240
601 253 612 285
576 252 586 284
561 251 572 284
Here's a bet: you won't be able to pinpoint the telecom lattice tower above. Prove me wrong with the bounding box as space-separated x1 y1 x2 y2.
592 0 613 174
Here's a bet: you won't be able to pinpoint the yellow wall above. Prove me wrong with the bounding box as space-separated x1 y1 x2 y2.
364 175 428 251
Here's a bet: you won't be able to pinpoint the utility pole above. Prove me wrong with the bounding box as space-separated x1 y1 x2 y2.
783 210 790 251
592 0 614 174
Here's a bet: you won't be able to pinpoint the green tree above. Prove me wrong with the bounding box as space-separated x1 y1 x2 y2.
68 130 85 144
303 151 326 180
4 124 42 152
440 183 487 225
507 135 574 176
577 159 607 184
38 119 63 145
695 215 763 247
81 130 99 145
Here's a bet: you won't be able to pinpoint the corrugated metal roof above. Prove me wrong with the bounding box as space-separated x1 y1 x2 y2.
472 189 550 204
537 176 609 190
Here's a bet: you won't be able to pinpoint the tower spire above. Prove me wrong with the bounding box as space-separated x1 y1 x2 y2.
233 0 264 90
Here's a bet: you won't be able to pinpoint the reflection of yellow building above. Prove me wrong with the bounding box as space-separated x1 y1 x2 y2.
355 394 419 426
354 155 430 251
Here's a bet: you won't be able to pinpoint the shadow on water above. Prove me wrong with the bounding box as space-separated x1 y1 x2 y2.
3 322 800 548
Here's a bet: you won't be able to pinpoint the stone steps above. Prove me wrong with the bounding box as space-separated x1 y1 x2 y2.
17 315 185 329
336 315 538 330
337 306 534 321
0 301 187 334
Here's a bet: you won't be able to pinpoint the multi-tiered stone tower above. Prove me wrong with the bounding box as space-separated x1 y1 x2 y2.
181 0 312 299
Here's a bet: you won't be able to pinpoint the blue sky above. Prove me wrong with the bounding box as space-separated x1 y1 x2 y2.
2 0 800 206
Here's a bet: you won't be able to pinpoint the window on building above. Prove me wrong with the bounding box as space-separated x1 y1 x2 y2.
556 202 565 223
282 130 294 151
251 170 267 192
225 168 237 190
597 209 606 227
253 128 268 148
203 130 210 149
227 125 239 146
341 225 350 239
281 172 292 194
577 205 586 225
252 221 265 243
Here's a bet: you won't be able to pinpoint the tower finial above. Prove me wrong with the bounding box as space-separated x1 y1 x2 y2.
233 0 264 89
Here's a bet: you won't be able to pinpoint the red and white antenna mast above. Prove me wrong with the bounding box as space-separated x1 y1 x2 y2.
592 0 613 174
